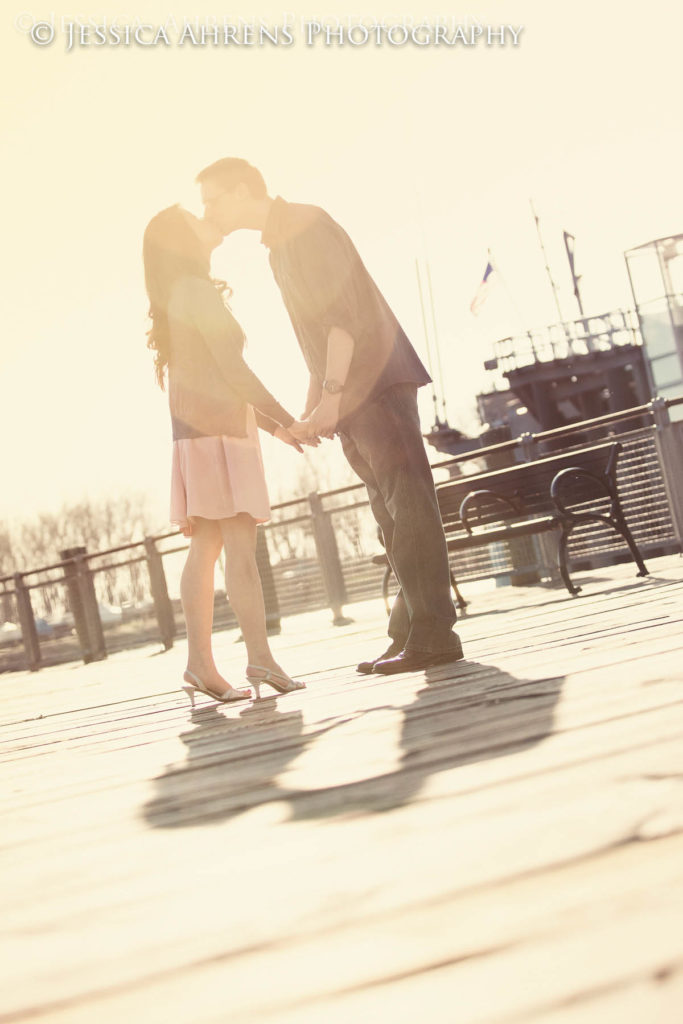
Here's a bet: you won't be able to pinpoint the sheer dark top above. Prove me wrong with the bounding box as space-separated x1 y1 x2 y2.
167 275 294 441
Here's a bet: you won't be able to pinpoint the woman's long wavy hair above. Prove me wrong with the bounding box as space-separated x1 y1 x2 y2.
142 205 228 390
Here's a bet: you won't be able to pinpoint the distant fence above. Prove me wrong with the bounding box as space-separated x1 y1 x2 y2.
2 397 682 674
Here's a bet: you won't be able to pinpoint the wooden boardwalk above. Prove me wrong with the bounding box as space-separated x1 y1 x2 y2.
2 555 683 1023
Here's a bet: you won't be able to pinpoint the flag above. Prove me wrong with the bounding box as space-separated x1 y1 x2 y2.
563 230 583 311
470 261 496 315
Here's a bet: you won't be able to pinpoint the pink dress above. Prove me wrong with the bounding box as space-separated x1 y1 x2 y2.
170 406 271 530
166 276 294 532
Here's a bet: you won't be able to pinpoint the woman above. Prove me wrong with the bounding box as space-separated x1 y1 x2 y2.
143 205 312 705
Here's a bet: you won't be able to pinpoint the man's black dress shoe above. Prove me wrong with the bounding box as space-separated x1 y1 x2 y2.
373 639 464 675
357 642 403 674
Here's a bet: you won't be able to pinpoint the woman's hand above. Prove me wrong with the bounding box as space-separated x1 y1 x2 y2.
274 425 307 452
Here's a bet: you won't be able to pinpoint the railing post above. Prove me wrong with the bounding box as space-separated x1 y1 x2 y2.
60 547 106 664
515 432 559 585
13 573 41 672
77 551 107 663
1 578 12 624
144 537 175 650
255 528 281 636
518 432 537 464
308 492 351 626
650 398 683 547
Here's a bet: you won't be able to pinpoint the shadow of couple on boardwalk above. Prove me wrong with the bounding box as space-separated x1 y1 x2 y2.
143 658 566 829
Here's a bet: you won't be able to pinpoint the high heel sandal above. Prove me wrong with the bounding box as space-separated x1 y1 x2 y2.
245 664 306 700
181 669 252 707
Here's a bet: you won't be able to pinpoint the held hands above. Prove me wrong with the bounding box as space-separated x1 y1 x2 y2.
274 424 320 450
297 392 341 441
288 421 322 446
273 425 304 452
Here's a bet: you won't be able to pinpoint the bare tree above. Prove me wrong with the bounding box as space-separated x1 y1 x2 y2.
266 450 358 564
8 492 156 618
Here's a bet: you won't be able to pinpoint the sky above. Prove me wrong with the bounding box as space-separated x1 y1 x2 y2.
2 0 682 530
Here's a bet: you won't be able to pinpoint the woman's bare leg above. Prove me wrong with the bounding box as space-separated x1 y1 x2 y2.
219 514 286 673
180 516 236 695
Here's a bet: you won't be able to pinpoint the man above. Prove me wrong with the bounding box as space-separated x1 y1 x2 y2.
198 158 463 674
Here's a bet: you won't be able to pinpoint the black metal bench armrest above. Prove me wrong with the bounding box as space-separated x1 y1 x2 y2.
459 489 521 535
550 466 614 517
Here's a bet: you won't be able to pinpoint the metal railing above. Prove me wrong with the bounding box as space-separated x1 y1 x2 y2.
494 307 642 374
2 396 682 674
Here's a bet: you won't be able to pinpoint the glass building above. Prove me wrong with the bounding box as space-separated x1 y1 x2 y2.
625 233 683 420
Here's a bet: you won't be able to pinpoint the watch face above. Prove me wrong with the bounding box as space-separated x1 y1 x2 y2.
323 379 344 394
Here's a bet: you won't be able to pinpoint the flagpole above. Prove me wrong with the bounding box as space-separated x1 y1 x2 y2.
425 260 448 422
563 231 584 316
529 198 565 325
415 259 439 424
563 231 593 352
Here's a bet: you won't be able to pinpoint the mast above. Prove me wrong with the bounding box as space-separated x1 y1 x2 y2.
415 259 440 424
425 260 448 422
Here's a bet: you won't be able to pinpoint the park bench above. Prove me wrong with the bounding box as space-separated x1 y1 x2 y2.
375 441 649 606
372 547 469 615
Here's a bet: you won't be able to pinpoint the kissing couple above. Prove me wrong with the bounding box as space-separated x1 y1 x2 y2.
142 159 463 706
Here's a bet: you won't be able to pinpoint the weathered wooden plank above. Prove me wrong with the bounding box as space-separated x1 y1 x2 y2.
2 837 682 1024
1 555 682 1024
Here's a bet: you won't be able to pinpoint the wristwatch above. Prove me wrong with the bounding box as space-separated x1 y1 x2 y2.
322 378 345 395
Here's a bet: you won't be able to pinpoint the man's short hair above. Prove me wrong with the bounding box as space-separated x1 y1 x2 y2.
196 158 267 199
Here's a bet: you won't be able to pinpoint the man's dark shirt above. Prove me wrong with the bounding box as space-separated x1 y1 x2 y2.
261 196 431 420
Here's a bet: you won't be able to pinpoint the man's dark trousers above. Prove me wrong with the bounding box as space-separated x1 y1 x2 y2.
338 383 458 653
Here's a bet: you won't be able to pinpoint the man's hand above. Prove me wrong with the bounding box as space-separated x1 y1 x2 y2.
307 392 341 439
